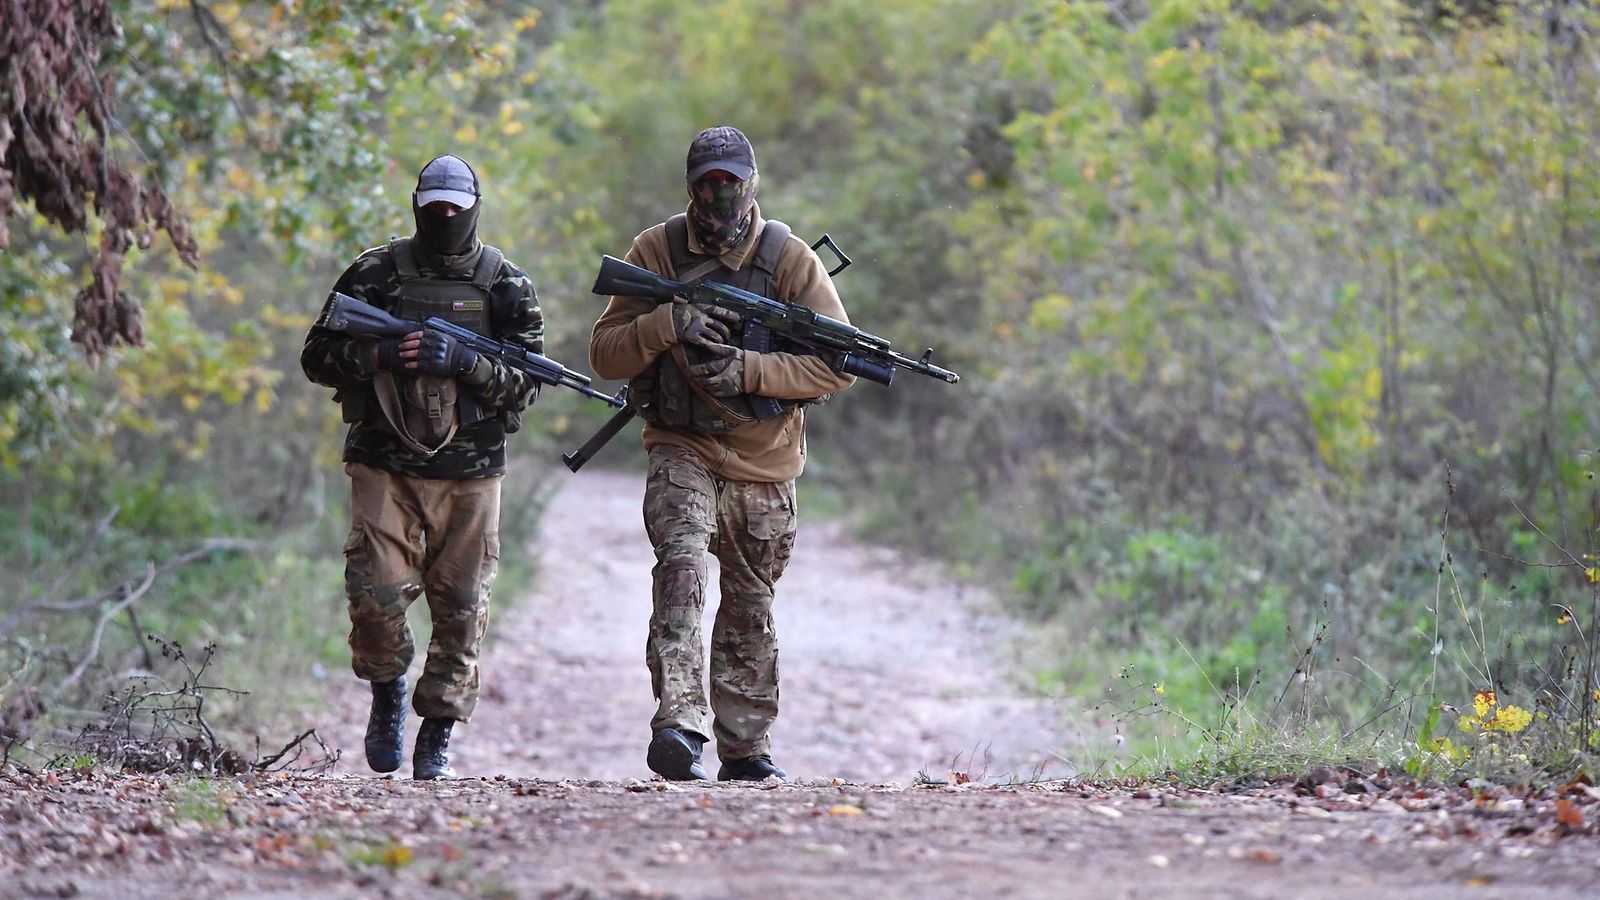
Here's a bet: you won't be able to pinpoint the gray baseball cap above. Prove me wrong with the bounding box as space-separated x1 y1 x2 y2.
414 155 479 209
686 126 756 182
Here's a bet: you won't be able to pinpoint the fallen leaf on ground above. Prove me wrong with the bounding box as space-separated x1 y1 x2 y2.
1554 799 1584 828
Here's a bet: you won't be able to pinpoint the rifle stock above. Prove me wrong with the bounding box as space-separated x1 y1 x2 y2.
592 255 684 301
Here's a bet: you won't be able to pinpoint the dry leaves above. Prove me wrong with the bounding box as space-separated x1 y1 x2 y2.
2 0 198 362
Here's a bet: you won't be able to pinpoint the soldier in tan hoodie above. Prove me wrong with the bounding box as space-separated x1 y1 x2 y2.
590 126 854 781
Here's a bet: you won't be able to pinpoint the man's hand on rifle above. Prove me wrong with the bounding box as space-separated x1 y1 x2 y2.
687 342 745 397
673 302 741 347
415 330 480 377
371 330 479 378
372 336 408 372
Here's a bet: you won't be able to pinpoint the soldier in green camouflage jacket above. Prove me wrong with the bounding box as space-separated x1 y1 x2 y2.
301 155 543 780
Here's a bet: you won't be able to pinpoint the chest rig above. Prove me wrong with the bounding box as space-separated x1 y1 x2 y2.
368 237 503 456
628 215 795 433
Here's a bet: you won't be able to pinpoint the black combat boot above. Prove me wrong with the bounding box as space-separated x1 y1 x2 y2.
364 677 407 774
413 717 458 780
718 755 787 782
647 728 709 781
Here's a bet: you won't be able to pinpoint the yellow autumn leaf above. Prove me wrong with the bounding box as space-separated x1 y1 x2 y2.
828 804 864 817
381 845 413 869
1587 567 1599 584
181 395 201 412
1484 705 1532 734
502 120 525 136
1557 614 1571 625
1473 690 1496 718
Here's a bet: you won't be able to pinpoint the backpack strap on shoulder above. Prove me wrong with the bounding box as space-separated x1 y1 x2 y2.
750 219 790 276
664 214 701 279
471 245 504 292
388 237 421 282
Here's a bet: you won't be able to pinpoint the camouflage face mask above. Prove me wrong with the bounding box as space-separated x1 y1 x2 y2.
688 174 757 255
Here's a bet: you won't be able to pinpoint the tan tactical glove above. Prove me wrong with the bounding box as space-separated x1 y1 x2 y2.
673 302 741 347
687 342 745 397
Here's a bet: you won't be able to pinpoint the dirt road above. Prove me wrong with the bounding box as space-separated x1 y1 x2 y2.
408 468 1076 784
3 471 1597 898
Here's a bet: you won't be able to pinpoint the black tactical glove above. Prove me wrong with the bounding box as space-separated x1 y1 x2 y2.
672 302 741 347
415 330 479 377
687 342 745 397
372 337 405 372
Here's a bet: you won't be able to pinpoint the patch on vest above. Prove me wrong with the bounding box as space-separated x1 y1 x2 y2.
451 300 485 312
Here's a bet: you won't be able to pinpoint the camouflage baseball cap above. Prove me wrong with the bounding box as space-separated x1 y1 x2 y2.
414 155 480 209
686 126 756 182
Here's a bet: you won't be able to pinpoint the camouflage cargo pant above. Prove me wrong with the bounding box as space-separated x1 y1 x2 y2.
643 444 798 761
342 461 501 722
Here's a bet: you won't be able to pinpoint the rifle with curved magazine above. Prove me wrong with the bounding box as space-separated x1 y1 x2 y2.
318 291 625 409
563 255 959 472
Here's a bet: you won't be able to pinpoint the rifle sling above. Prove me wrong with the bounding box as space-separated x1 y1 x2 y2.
668 343 756 427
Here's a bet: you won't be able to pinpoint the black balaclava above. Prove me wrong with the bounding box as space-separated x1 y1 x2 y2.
412 154 483 274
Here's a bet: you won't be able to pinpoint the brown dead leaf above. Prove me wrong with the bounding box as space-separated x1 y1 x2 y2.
1251 849 1281 864
1554 799 1585 828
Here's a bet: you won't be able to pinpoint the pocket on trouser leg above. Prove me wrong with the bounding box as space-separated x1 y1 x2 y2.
645 458 715 560
739 483 798 582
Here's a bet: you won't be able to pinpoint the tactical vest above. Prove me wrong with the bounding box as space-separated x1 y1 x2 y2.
341 238 505 456
628 216 796 433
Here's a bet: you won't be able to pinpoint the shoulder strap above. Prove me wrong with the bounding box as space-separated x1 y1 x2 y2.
664 214 699 279
471 245 504 292
750 219 791 276
388 237 421 282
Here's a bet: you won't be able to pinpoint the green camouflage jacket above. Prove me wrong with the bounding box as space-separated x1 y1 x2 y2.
301 245 544 479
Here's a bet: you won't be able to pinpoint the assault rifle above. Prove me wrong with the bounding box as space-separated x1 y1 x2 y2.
562 255 960 472
317 292 625 409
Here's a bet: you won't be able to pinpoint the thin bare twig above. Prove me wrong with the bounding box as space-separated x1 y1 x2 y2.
48 563 156 701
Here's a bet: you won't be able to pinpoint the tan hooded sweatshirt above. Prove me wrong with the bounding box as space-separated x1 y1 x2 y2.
589 205 855 482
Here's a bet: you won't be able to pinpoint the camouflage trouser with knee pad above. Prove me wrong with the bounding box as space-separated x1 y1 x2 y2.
342 461 501 722
643 444 798 761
